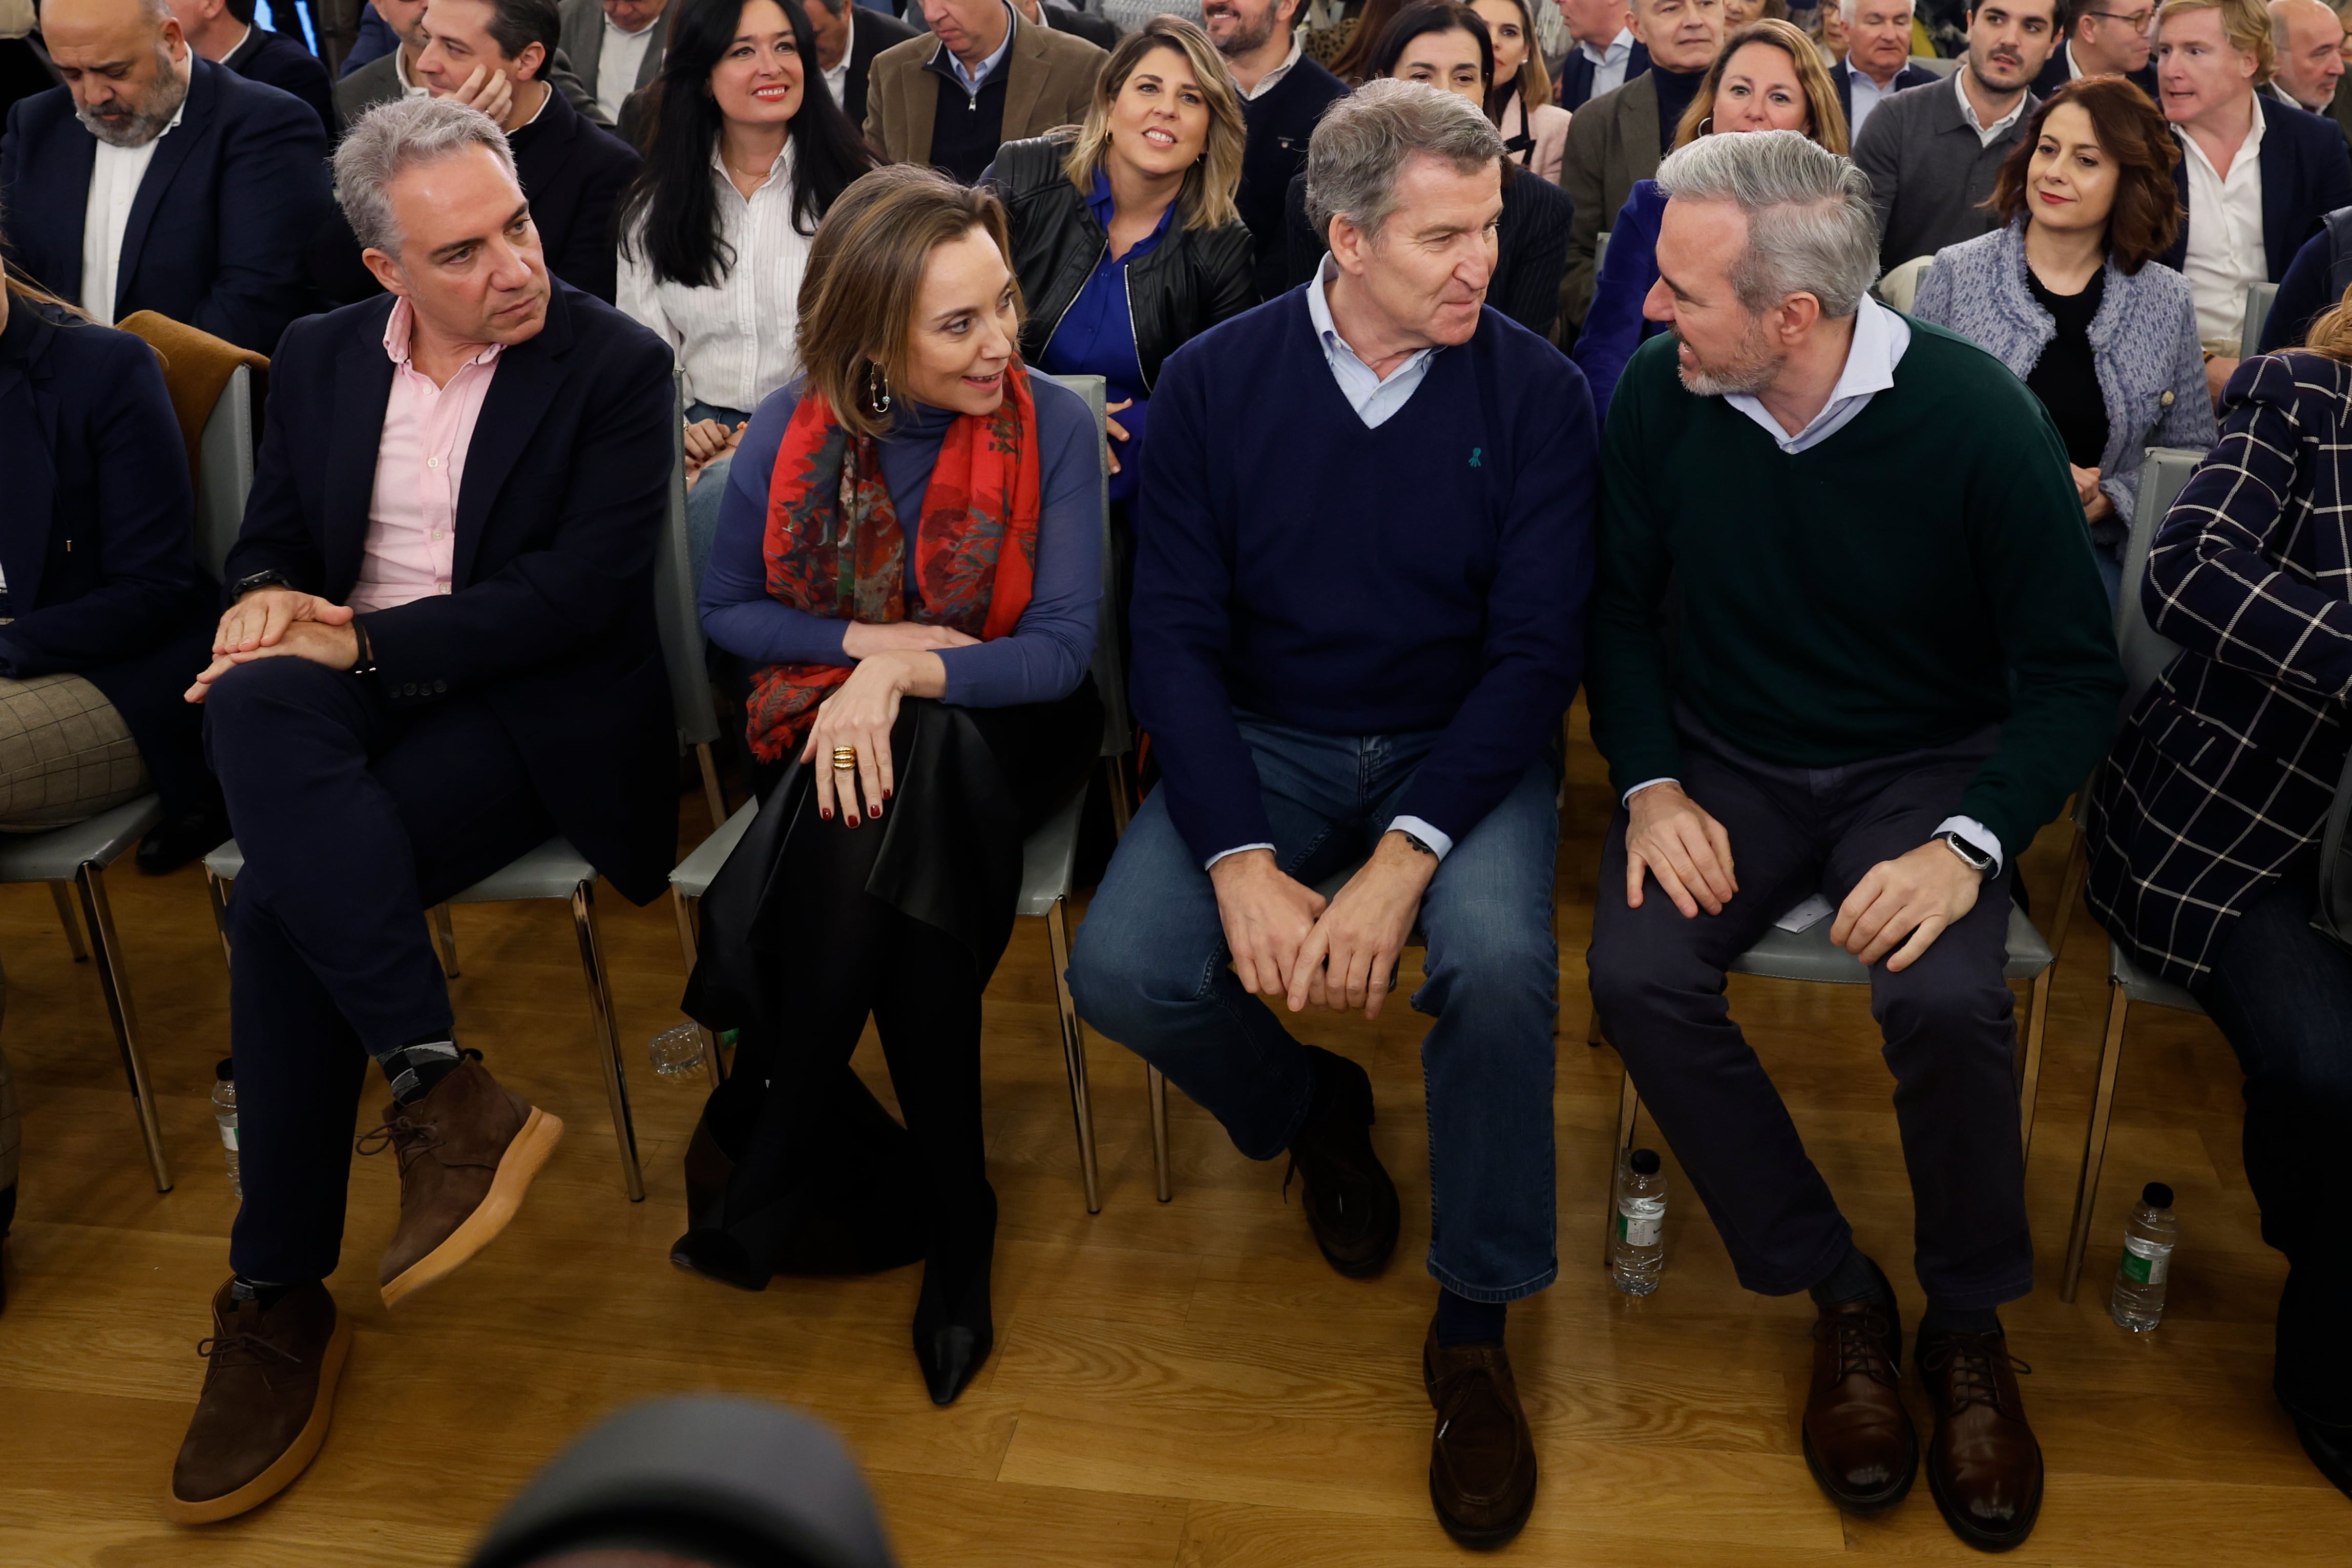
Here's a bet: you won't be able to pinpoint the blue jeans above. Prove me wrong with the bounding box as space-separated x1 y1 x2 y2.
1066 715 1561 1302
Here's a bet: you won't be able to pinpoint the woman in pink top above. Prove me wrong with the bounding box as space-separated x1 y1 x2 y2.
1472 0 1570 183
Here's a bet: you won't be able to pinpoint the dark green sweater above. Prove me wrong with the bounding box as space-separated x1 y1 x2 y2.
1585 319 2125 860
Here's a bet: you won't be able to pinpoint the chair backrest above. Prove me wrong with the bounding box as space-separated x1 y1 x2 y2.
2117 447 2202 711
194 364 254 580
2241 280 2281 360
1037 371 1132 759
1876 255 1933 313
653 369 723 750
1911 53 1961 76
1594 229 1610 270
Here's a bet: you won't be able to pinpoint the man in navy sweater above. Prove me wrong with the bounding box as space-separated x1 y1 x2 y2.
1068 81 1594 1550
1209 0 1351 302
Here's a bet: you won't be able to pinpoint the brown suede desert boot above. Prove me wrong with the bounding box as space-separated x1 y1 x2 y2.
361 1053 562 1308
1422 1320 1538 1548
164 1279 350 1523
1802 1296 1919 1514
1919 1326 2043 1552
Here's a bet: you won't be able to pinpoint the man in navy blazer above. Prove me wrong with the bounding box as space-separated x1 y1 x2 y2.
167 0 335 132
1551 0 1648 110
162 97 676 1525
1 0 330 355
1834 0 1942 138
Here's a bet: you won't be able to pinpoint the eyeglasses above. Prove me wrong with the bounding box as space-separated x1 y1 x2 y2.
2085 8 2156 31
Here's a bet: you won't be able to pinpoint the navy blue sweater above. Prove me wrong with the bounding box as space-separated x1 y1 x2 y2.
1132 287 1598 862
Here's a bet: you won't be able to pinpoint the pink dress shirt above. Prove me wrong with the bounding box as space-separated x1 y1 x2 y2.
350 299 504 613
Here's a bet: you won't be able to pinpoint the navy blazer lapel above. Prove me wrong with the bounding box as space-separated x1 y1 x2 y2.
0 315 57 611
115 59 217 316
325 306 397 599
40 128 99 306
450 288 575 587
2261 122 2297 281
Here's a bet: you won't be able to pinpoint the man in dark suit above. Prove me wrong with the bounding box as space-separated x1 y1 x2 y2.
808 0 915 125
1550 0 1645 110
338 0 611 130
1208 0 1349 299
163 94 675 1525
2029 0 2157 97
2 0 330 354
167 0 334 130
555 0 661 121
1835 0 1940 138
1015 0 1116 50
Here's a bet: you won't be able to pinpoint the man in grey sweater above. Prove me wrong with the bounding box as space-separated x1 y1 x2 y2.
1852 0 2056 270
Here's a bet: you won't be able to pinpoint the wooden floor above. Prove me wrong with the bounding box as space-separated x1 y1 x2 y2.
3 705 2345 1566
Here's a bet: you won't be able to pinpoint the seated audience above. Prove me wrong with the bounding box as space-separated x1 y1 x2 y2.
2155 0 2352 394
2085 311 2352 1507
1068 81 1594 1549
1835 0 1935 138
343 0 400 68
1560 0 1725 333
1 0 331 355
1553 0 1650 110
557 0 665 121
1014 0 1117 51
0 0 47 130
319 0 643 302
1812 0 1851 58
859 0 1106 182
163 95 676 1524
1211 0 1351 303
1280 3 1574 335
1474 0 1570 180
683 165 1103 1408
2257 200 2352 346
1853 0 2057 270
2033 0 2158 95
340 0 612 128
167 0 335 130
986 16 1254 519
1585 129 2120 1556
1914 77 2212 604
617 0 877 580
2270 0 2343 110
1576 16 1846 408
1314 0 1406 79
806 0 916 127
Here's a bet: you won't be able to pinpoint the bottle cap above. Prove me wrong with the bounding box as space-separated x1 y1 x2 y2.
2142 1181 2174 1209
215 1056 235 1083
1629 1148 1661 1176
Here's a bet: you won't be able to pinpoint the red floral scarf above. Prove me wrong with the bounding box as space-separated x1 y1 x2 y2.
744 364 1042 764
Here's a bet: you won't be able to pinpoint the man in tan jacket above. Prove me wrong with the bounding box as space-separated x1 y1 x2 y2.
863 0 1105 182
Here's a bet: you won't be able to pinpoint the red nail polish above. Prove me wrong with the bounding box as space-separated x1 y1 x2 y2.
821 808 832 820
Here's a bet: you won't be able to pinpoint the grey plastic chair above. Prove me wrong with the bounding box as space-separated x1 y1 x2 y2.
2240 280 2281 360
667 372 1152 1215
196 379 708 1204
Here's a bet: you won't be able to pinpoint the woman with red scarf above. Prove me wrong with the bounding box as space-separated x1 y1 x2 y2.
683 166 1104 1407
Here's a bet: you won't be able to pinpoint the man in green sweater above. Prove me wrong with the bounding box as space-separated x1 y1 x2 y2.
1583 132 2121 1554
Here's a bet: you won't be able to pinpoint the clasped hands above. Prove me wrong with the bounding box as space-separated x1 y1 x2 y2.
184 588 360 704
793 620 973 825
1624 781 1982 972
684 417 746 492
1211 833 1435 1021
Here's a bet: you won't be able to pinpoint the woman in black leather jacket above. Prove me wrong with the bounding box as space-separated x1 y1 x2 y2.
981 14 1255 510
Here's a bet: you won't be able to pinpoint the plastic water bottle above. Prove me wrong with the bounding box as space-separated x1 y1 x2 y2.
647 1023 706 1079
2111 1181 2177 1332
211 1057 241 1198
1611 1148 1667 1297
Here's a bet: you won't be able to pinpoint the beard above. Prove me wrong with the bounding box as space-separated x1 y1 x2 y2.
1673 316 1783 398
75 50 188 149
1208 3 1277 55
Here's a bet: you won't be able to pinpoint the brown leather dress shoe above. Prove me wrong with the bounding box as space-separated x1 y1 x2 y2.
1423 1320 1538 1548
165 1279 351 1523
360 1054 563 1308
1918 1326 2043 1552
1283 1047 1399 1278
1802 1296 1919 1514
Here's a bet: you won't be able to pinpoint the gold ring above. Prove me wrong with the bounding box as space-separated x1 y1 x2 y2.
831 745 858 771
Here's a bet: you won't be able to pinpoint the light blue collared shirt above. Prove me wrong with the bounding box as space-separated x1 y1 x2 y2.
944 2 1017 94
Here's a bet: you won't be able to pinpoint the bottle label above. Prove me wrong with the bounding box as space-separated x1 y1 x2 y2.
2122 1234 2171 1284
218 1121 239 1153
1616 1207 1661 1248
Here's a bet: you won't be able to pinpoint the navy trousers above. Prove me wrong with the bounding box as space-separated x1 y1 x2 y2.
203 656 552 1284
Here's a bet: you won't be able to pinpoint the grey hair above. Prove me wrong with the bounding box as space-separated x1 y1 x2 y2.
1653 129 1880 319
332 96 518 258
1304 79 1505 243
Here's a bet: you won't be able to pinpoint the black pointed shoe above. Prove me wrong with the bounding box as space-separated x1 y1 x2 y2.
912 1186 997 1406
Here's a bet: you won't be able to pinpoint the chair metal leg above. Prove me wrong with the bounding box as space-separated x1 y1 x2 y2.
50 880 88 962
2018 968 2050 1164
1147 1064 1170 1203
1601 1067 1640 1265
672 889 723 1088
569 879 644 1201
2062 979 2132 1302
1044 897 1101 1214
429 904 460 979
2049 830 2089 970
696 740 727 834
203 868 234 970
77 862 170 1193
1584 1006 1604 1048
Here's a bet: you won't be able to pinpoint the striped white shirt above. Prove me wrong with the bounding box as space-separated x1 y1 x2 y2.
616 143 813 416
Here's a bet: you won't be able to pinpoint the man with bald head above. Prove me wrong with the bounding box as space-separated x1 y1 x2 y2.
2271 0 2345 108
163 95 675 1521
0 0 329 352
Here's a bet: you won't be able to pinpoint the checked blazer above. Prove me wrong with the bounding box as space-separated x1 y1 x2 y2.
2086 351 2352 986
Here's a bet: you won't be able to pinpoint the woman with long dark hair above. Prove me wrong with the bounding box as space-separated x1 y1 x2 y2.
616 0 877 574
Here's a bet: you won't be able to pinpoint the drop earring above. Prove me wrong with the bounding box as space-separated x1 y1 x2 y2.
864 361 893 416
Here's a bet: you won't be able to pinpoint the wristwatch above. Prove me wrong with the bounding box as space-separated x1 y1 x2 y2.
228 569 292 599
349 618 377 679
1396 829 1438 858
1937 830 1996 877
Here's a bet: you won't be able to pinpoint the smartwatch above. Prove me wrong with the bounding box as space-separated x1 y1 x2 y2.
1937 830 1996 877
229 569 293 599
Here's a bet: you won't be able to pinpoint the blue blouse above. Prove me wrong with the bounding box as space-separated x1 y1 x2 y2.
698 375 1102 710
1041 169 1169 505
1570 179 1671 418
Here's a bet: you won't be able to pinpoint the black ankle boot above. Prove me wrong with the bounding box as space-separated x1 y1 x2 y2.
913 1184 997 1407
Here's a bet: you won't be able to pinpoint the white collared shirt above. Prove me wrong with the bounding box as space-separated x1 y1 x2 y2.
1847 64 1904 141
395 44 428 95
2177 97 2268 354
79 85 186 325
947 2 1016 94
1581 27 1635 98
1242 33 1303 101
595 8 661 121
823 4 855 108
1624 296 2008 870
1953 63 2029 147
